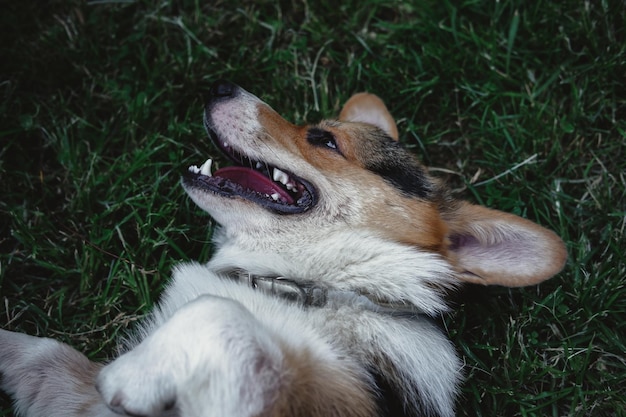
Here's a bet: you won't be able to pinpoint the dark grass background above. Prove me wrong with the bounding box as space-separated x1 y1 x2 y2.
1 0 625 415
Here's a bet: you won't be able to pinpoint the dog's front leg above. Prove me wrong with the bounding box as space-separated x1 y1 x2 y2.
97 295 284 417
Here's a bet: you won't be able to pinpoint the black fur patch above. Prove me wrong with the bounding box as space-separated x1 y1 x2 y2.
373 370 414 417
365 139 432 199
306 127 341 153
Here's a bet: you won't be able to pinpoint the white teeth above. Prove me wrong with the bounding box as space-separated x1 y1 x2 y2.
270 193 281 201
285 182 296 191
199 159 213 176
255 162 264 169
272 168 290 185
189 159 213 176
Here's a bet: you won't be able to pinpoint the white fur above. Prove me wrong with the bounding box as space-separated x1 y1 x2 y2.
0 329 112 417
208 229 455 313
98 295 285 417
104 261 460 417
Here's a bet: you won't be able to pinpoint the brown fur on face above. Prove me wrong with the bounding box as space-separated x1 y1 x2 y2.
255 105 450 254
254 91 566 286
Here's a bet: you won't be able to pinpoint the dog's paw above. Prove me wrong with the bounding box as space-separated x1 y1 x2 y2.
97 347 178 417
96 295 284 417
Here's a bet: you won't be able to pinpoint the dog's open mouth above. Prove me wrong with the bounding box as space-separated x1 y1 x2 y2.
183 132 318 214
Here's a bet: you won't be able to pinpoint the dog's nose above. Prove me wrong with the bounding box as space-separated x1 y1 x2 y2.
209 80 236 98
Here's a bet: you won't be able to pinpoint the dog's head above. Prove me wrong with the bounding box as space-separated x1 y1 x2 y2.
183 80 566 297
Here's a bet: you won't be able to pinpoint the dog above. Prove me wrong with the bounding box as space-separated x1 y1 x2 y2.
0 80 567 417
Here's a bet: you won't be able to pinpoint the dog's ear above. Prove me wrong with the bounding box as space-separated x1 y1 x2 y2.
339 93 399 141
445 202 567 287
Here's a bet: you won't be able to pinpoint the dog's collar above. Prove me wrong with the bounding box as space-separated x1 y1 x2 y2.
226 269 427 318
229 269 329 306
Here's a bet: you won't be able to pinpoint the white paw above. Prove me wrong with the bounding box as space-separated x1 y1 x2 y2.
97 344 178 417
96 295 283 417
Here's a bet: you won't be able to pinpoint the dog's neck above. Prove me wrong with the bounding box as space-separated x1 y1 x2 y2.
209 227 457 315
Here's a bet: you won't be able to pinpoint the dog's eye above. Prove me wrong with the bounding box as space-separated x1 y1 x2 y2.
307 128 340 152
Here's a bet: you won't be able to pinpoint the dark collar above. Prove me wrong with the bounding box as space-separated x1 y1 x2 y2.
226 269 428 318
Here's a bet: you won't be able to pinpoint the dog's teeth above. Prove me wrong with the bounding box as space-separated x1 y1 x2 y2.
188 165 201 174
285 182 296 191
255 162 263 169
272 168 290 185
270 193 281 201
199 159 213 176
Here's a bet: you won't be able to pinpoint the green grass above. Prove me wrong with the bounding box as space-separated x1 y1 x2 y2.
1 0 624 415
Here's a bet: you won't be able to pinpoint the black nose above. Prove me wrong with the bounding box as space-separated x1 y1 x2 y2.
209 79 236 98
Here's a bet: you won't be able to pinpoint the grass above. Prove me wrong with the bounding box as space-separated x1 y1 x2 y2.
1 0 624 415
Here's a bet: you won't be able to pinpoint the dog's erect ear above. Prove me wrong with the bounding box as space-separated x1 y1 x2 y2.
339 93 399 141
445 202 567 287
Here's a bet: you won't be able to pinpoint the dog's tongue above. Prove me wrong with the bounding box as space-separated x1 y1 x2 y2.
215 166 295 204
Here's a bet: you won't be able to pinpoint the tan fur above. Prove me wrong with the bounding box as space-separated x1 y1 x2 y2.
339 93 399 140
364 201 449 254
269 345 377 417
257 106 303 156
258 106 449 254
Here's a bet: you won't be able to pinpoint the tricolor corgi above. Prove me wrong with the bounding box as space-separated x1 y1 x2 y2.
0 80 567 417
